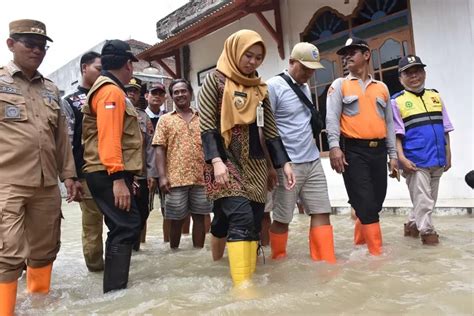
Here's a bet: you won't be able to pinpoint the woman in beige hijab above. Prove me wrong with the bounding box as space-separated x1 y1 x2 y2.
199 29 294 287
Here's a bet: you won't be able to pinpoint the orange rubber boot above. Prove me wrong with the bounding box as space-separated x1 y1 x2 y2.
362 222 382 256
309 225 336 264
354 218 365 245
27 263 53 294
269 231 288 259
0 280 17 316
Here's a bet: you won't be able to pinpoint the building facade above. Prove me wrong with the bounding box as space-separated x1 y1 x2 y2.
140 0 474 205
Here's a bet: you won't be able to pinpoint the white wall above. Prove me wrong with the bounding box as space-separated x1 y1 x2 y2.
188 0 473 203
410 0 474 200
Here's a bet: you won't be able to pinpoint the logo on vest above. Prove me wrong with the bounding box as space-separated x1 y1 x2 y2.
405 101 413 108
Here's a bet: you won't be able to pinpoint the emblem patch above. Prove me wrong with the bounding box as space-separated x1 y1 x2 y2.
234 96 245 108
5 105 21 119
405 101 413 108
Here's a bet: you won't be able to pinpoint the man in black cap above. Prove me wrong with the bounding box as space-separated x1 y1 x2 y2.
326 37 397 256
125 77 158 250
82 39 143 293
0 19 78 315
391 55 454 245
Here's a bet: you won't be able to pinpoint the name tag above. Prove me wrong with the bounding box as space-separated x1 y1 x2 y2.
256 101 264 127
5 105 21 119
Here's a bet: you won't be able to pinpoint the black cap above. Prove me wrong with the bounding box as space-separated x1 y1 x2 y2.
125 77 142 90
336 37 370 56
398 55 426 73
101 40 138 62
147 82 166 93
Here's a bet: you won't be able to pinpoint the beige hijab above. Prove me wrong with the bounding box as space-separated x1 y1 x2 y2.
216 29 267 147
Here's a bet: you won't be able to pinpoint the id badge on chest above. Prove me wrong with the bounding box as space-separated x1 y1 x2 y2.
256 101 264 127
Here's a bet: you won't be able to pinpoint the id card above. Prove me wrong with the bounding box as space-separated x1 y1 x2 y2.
256 101 264 127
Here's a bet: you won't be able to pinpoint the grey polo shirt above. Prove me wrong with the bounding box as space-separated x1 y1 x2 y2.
267 70 319 163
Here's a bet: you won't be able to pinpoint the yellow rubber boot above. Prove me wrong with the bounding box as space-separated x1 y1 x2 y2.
354 218 365 245
269 231 288 259
27 263 53 294
227 241 252 286
362 222 383 256
249 241 258 275
309 225 336 264
0 280 17 316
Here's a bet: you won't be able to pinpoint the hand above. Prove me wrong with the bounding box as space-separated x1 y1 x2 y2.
213 161 229 188
148 177 157 192
113 179 131 212
329 147 348 173
282 162 296 190
387 158 399 181
73 181 84 202
159 176 171 194
267 167 278 191
444 150 452 172
399 156 417 174
64 178 77 203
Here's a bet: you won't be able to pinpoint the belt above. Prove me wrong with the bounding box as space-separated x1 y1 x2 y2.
344 138 386 148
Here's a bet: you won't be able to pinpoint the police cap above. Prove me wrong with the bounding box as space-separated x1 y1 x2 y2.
9 19 53 42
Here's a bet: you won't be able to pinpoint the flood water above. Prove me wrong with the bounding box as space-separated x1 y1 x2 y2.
15 200 473 315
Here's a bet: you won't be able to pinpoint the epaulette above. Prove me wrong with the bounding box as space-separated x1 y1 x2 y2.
391 90 405 99
427 88 439 93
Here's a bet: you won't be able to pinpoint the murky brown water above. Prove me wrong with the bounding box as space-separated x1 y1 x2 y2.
15 200 473 315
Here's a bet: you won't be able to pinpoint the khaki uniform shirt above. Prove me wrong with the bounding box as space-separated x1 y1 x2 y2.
0 61 76 186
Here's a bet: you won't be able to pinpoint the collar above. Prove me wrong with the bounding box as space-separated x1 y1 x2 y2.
7 61 43 81
405 88 425 97
145 106 161 118
102 71 126 92
346 73 376 83
170 107 197 115
284 69 304 86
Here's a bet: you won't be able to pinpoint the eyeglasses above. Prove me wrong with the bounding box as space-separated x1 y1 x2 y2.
16 38 49 51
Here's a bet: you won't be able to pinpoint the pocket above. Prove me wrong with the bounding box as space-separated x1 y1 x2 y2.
342 95 359 116
44 99 60 128
0 94 28 122
375 97 386 119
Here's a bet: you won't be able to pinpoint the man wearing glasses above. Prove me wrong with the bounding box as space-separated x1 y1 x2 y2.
326 37 398 256
82 40 143 293
0 19 78 315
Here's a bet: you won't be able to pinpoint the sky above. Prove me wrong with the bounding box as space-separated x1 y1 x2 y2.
0 0 188 75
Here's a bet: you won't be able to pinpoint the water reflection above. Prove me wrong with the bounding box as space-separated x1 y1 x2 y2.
15 201 473 315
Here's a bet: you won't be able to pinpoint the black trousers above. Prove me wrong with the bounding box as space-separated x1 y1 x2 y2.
210 196 264 241
85 171 142 245
342 143 387 224
135 178 150 232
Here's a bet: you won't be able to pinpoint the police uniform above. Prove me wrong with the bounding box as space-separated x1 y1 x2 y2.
125 77 159 250
64 87 104 271
0 19 76 315
82 40 143 293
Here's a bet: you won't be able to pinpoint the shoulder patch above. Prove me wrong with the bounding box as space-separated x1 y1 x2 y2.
391 90 405 99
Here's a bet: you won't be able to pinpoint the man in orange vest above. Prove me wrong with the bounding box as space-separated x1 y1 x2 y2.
326 37 398 256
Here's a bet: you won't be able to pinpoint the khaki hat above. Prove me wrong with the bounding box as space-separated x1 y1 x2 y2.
290 42 324 69
125 77 142 90
9 19 53 42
